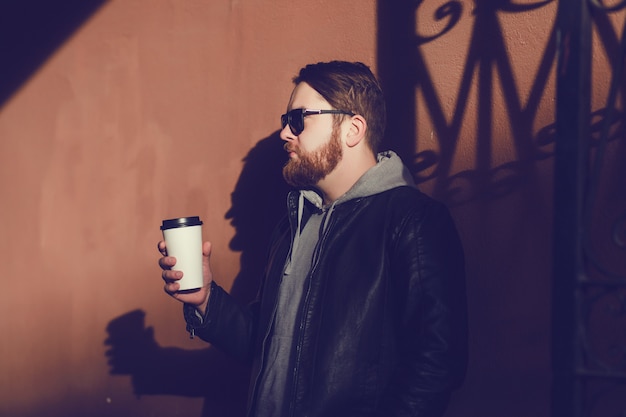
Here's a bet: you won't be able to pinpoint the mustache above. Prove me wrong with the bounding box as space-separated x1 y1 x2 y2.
284 143 298 154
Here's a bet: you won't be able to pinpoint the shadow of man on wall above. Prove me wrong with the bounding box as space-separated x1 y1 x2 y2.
104 131 291 417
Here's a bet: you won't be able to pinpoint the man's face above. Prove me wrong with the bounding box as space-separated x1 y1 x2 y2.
280 82 343 188
282 124 342 188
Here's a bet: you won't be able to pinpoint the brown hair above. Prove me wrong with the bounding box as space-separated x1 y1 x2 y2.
293 61 386 152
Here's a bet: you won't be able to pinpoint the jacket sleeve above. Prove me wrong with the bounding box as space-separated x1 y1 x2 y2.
182 215 289 365
184 281 260 364
381 200 468 417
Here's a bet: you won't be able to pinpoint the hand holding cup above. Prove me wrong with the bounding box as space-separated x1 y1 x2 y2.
159 217 213 313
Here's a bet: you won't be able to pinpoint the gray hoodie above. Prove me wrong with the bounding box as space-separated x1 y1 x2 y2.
254 150 415 417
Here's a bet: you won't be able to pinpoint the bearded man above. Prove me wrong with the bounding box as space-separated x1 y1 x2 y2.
159 61 468 417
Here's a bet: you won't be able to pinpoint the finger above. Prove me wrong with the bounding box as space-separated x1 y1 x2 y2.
162 269 183 295
163 281 180 296
158 256 177 270
157 240 168 256
161 269 183 283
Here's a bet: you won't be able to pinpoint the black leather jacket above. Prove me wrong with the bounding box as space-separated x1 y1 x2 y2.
186 186 468 417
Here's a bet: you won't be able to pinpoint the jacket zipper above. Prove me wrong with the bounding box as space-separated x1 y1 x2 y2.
287 207 334 417
247 197 299 417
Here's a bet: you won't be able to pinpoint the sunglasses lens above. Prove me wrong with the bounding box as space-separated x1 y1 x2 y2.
289 109 304 135
281 110 304 135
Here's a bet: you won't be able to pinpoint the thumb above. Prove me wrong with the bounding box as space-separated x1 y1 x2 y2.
202 241 214 287
202 241 212 257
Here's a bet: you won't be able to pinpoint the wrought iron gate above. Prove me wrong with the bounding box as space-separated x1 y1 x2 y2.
553 1 626 416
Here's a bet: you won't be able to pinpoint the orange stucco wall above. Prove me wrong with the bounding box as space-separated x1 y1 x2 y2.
0 1 623 416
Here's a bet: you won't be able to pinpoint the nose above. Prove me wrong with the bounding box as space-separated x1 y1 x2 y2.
280 124 296 141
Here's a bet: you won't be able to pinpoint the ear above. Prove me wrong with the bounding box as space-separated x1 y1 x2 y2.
345 115 367 148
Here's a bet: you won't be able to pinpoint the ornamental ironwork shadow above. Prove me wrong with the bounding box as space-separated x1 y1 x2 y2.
378 0 557 207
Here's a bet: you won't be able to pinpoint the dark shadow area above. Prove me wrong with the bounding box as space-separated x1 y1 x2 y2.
226 132 293 302
105 309 249 414
0 0 109 109
377 1 559 417
378 1 626 417
105 132 291 417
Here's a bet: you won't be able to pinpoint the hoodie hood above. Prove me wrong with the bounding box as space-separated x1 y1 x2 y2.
300 150 415 209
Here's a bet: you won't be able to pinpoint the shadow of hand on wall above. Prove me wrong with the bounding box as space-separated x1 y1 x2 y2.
104 310 249 416
104 132 290 417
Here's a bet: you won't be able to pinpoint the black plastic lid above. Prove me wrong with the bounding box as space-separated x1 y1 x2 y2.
160 216 203 230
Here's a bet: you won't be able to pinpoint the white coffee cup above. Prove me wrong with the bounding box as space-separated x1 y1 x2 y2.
160 216 204 291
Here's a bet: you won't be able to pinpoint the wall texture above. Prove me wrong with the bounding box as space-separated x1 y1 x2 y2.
0 1 623 417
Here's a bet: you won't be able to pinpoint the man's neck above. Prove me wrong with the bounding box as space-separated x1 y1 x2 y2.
317 152 377 205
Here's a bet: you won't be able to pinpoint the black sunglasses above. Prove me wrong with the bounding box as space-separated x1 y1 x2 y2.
280 108 355 136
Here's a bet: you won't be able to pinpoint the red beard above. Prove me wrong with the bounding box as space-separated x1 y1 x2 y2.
282 127 342 188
